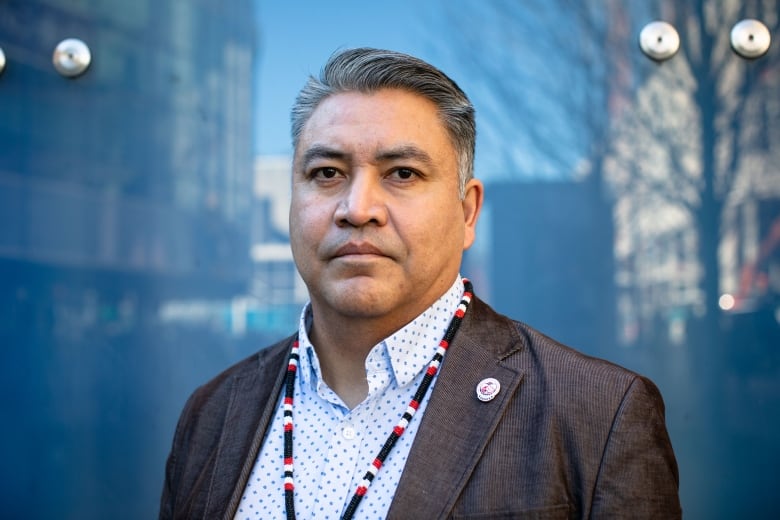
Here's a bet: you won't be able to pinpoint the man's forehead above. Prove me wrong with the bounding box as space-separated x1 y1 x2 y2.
293 89 451 159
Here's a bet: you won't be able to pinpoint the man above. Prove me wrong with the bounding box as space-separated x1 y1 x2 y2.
160 48 681 519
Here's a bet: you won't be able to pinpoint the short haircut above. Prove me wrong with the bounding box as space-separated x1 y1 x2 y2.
291 48 476 197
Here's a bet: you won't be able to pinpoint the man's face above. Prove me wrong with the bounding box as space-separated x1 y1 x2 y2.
290 89 482 329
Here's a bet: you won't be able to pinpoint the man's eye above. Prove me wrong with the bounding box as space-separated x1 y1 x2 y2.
313 167 339 179
392 168 416 180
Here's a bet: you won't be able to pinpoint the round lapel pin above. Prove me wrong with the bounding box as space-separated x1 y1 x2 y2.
476 378 501 402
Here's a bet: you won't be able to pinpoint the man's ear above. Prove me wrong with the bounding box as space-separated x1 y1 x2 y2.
462 178 484 250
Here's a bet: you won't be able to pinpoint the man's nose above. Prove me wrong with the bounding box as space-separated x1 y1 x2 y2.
334 173 388 227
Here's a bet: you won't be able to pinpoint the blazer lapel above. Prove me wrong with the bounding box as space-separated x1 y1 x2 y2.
388 298 526 520
202 338 292 520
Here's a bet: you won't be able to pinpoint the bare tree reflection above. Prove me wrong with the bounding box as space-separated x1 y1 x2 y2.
608 0 779 351
432 0 779 351
430 0 780 515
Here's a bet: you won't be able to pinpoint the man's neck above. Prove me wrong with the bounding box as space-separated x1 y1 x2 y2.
305 277 463 408
308 315 396 409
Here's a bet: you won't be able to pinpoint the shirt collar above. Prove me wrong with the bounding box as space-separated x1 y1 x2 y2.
296 275 465 390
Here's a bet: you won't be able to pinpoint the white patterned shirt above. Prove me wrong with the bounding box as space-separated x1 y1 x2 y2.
234 276 465 519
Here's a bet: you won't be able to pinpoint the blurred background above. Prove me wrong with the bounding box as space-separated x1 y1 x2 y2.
1 0 778 518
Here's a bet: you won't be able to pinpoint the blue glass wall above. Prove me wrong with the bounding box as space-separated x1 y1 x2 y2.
0 1 261 517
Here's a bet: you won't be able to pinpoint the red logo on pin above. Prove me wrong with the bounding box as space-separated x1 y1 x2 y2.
476 378 500 402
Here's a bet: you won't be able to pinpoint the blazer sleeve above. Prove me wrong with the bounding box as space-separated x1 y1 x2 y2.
589 376 682 518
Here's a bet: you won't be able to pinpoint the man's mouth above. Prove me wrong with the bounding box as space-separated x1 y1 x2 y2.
332 242 386 258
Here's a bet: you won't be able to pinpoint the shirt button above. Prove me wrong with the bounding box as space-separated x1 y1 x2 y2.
342 426 356 440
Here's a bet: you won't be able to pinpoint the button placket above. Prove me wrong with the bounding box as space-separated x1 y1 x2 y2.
342 425 357 440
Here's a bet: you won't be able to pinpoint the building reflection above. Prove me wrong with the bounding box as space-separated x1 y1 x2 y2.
0 1 257 518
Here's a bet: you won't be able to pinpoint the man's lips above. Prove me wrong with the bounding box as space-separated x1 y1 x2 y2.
331 242 387 258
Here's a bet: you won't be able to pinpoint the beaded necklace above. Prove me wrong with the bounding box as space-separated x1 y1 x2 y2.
282 279 473 520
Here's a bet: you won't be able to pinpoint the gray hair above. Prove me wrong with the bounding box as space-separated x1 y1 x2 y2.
291 48 476 197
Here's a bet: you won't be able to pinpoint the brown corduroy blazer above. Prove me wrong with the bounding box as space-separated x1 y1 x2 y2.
160 296 681 519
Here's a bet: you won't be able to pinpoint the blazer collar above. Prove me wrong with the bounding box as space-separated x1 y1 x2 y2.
388 296 526 519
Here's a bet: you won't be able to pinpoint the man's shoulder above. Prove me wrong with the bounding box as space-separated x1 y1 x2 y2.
184 335 294 413
468 297 655 400
516 319 639 380
212 335 293 383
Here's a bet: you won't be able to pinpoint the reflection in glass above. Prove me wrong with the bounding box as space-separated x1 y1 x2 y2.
435 1 779 517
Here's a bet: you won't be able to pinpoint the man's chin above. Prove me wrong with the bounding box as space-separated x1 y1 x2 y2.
327 294 389 318
319 279 398 316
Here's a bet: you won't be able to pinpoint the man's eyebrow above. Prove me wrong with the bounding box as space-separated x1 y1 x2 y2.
375 145 434 166
300 145 348 166
299 144 434 167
